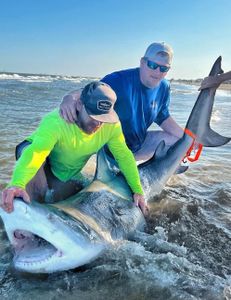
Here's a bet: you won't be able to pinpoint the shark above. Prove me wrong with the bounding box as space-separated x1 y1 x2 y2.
0 57 230 273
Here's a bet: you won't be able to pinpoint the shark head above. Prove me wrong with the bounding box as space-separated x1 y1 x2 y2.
0 149 145 274
0 198 105 273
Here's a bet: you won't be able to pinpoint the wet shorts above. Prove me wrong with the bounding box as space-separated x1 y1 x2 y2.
15 140 32 160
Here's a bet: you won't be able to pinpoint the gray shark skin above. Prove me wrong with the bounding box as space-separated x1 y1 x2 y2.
0 57 230 273
185 56 230 147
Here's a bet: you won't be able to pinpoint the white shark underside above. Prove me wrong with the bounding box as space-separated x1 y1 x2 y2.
0 57 230 273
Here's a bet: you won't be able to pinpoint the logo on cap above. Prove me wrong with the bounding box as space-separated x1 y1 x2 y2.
97 100 112 112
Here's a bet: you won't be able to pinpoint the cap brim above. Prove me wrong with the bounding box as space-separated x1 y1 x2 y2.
89 110 119 123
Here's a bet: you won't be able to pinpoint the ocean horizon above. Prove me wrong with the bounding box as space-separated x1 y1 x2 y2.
0 70 204 82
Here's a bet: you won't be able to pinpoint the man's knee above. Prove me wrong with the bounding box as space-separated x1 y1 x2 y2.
26 162 48 202
15 140 31 160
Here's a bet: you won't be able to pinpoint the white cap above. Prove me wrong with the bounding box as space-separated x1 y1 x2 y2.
144 42 173 66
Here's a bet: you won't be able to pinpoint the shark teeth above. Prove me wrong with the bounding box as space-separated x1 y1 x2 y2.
16 251 61 266
12 229 62 267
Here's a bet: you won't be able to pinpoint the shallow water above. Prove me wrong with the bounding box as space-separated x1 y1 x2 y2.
0 73 231 300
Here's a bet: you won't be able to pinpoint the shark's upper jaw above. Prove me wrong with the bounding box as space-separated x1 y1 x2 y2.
0 200 105 273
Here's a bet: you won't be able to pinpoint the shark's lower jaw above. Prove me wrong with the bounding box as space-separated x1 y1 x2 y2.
0 200 106 273
12 230 63 272
10 228 105 273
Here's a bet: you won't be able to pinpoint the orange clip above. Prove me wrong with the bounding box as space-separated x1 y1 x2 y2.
184 128 203 162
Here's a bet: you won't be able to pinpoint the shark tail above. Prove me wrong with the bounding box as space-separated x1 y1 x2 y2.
197 128 230 147
208 56 223 77
185 56 231 147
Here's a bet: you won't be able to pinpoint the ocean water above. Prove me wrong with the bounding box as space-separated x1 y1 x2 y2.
0 73 231 300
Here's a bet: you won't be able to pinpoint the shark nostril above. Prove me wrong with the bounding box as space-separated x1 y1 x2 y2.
14 230 33 240
57 250 63 257
14 230 26 239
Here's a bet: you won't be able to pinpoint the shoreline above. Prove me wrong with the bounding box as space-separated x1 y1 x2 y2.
1 71 231 91
171 79 231 91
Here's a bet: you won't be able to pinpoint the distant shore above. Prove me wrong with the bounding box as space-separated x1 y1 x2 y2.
171 79 231 91
1 71 231 91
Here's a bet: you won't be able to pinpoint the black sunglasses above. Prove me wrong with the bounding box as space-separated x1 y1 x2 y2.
145 59 170 73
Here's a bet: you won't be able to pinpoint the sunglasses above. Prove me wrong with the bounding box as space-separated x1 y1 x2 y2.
145 59 170 73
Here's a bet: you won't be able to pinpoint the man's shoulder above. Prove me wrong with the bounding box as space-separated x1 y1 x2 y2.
153 79 170 97
101 121 122 135
101 68 139 84
42 109 59 121
159 78 170 90
40 109 66 128
103 121 121 130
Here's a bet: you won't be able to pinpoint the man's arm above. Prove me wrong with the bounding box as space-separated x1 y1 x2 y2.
160 116 184 139
59 90 81 123
161 116 202 153
1 140 51 213
1 113 59 213
107 123 148 215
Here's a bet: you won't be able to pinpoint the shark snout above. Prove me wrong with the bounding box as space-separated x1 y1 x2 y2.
0 199 106 273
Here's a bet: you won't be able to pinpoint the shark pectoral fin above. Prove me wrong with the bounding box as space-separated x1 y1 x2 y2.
200 127 231 147
94 148 116 183
174 165 189 174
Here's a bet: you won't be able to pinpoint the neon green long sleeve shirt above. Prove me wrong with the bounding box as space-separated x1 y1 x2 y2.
9 109 143 195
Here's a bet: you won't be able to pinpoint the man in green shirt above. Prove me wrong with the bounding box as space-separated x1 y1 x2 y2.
2 82 147 214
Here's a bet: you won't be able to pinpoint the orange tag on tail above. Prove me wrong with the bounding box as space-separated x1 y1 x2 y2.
184 129 203 162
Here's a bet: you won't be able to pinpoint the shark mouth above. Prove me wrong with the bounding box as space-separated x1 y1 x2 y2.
12 229 62 269
0 200 107 273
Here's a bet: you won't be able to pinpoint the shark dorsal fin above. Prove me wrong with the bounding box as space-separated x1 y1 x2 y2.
94 148 116 183
138 140 167 169
154 140 167 159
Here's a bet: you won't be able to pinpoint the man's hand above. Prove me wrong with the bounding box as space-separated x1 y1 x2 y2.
1 187 30 213
133 193 149 216
199 75 221 90
199 71 231 91
59 94 79 123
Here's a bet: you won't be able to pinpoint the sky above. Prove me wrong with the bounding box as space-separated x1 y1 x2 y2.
1 0 231 79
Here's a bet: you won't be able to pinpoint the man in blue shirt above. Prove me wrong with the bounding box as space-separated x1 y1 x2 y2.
60 42 184 162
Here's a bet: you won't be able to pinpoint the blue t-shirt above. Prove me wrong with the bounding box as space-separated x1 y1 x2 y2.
101 68 171 152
